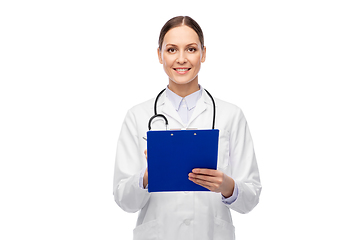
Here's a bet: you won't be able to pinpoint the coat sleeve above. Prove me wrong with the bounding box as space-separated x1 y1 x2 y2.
113 109 151 213
226 107 262 214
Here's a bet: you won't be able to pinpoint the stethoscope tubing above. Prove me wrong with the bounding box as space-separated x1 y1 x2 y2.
148 88 216 130
204 89 216 130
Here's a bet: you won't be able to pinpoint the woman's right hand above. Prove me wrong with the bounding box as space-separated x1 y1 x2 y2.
143 150 148 188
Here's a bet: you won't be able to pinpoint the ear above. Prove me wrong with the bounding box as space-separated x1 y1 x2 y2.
157 48 163 64
201 46 206 63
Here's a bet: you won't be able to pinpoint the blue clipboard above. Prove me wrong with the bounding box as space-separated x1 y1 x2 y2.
147 129 219 192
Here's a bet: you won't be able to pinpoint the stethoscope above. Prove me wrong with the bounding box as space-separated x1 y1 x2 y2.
148 88 216 130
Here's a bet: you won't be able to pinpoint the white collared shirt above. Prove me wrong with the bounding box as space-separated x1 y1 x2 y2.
165 85 203 125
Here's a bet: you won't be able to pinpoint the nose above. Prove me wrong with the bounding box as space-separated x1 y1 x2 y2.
177 51 187 64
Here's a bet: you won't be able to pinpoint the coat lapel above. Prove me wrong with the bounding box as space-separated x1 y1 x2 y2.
158 93 185 127
188 88 217 127
187 94 207 126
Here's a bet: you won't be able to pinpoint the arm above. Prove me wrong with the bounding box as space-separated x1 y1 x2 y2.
189 108 261 213
113 110 151 213
226 108 262 213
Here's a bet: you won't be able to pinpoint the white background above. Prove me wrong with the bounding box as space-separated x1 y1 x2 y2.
1 0 359 239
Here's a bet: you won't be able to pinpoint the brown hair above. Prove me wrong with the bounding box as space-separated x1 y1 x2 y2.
158 16 204 50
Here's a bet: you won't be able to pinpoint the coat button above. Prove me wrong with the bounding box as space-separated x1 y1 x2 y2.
184 219 191 226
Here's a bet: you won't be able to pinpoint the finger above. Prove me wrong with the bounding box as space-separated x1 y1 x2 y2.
144 149 147 160
189 173 219 183
189 176 211 187
189 177 217 191
192 168 218 176
191 181 212 191
189 173 219 185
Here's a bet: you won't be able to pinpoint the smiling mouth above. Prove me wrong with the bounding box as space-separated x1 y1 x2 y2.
173 68 191 73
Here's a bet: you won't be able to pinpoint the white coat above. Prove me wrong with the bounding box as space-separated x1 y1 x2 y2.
113 88 261 240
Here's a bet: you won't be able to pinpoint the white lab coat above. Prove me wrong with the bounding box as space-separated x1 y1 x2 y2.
113 88 261 240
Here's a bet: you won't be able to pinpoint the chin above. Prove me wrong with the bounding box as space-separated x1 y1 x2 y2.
170 76 198 85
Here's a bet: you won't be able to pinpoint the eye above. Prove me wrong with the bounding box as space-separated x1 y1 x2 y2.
167 48 176 53
188 47 197 53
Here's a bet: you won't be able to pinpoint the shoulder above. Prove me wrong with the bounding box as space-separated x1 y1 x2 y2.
120 98 155 131
128 98 154 113
214 97 245 118
121 98 154 124
212 97 249 134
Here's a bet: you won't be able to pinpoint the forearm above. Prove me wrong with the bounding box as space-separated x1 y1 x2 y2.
113 170 151 213
227 180 261 214
220 174 235 198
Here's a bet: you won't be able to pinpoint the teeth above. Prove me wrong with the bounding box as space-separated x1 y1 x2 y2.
175 68 190 72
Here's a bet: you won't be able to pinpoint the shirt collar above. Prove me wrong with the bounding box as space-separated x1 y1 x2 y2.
166 85 203 111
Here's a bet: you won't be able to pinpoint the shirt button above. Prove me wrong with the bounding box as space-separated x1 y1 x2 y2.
184 219 191 226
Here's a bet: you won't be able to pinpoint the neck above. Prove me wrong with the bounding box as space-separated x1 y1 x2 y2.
168 77 200 97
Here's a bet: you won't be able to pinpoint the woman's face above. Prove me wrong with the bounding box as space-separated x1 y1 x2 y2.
158 25 206 86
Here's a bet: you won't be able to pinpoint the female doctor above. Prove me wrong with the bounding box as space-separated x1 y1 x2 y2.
113 16 261 240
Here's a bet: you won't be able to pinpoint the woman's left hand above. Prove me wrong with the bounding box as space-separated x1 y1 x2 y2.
188 169 235 198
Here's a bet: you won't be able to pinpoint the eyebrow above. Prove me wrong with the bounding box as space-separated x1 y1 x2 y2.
165 43 198 48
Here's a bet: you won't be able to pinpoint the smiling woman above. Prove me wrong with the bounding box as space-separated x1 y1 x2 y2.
113 16 261 240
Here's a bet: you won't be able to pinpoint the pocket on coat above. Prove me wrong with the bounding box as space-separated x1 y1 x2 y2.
213 217 235 240
133 220 158 240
